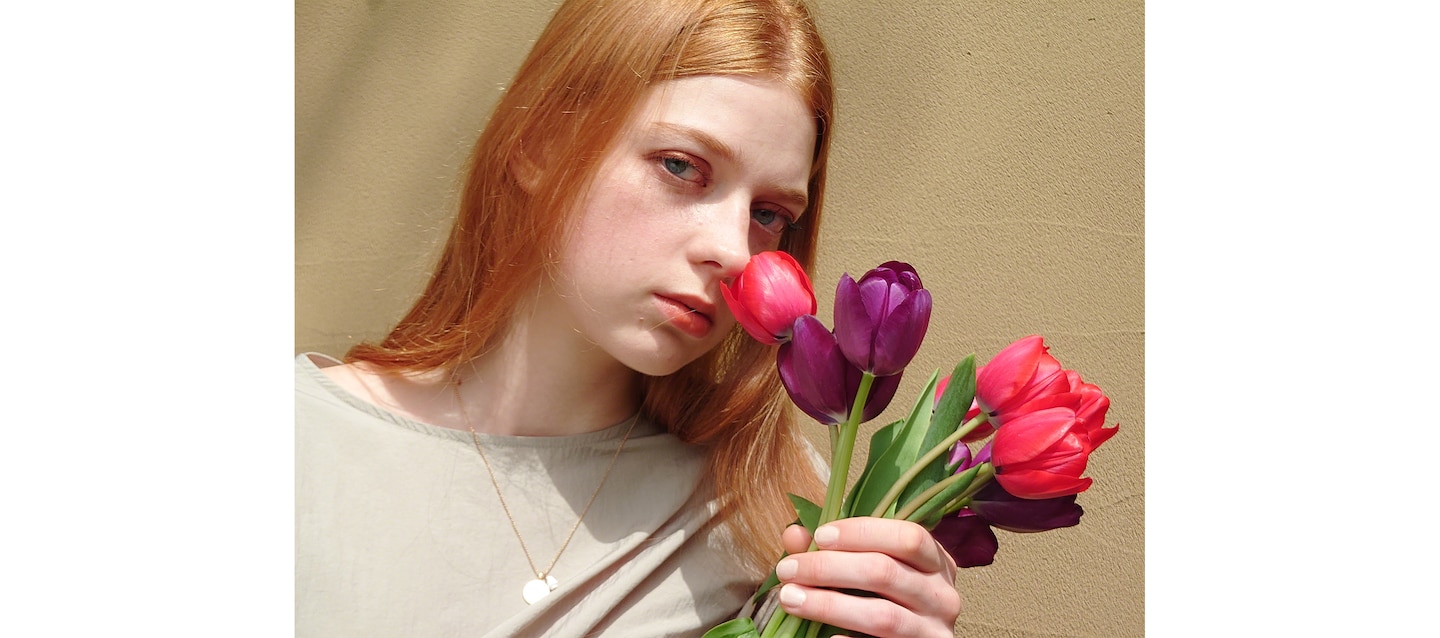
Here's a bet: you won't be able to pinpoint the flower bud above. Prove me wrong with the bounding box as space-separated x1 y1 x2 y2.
777 315 901 425
720 251 816 345
833 261 932 376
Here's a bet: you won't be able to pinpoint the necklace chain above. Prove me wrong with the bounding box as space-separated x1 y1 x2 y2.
451 380 640 601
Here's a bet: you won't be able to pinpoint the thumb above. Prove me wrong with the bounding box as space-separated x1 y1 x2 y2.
781 524 813 555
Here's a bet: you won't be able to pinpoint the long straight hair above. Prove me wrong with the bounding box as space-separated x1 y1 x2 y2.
348 0 834 575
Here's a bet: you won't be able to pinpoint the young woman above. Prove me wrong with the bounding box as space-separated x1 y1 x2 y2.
296 0 963 635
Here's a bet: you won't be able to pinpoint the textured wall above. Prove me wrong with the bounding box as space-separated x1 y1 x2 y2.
296 1 1144 635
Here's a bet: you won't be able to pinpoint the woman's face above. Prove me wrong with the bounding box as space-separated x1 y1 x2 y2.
545 75 816 377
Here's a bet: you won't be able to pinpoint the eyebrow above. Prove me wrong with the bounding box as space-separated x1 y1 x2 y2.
650 122 811 213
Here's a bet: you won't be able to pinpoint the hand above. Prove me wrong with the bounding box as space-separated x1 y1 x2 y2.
774 517 962 638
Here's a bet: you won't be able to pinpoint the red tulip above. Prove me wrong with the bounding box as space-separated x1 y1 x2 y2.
991 406 1094 499
974 335 1071 423
1064 370 1119 450
720 251 817 345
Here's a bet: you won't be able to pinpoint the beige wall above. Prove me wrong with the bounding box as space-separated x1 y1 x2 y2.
296 1 1144 635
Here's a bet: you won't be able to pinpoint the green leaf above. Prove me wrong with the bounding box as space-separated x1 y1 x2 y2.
849 370 940 518
898 356 977 507
842 419 902 518
787 493 823 534
701 618 761 638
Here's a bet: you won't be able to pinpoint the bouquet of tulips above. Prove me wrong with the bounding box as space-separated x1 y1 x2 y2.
703 253 1120 638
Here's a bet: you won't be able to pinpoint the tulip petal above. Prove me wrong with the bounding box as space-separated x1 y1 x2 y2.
750 253 817 332
975 335 1045 413
995 470 1092 499
721 281 777 345
993 407 1079 465
870 288 931 376
832 274 876 371
968 481 1084 533
931 513 998 568
859 369 903 422
1088 423 1120 449
721 251 816 344
778 342 839 425
947 441 973 470
974 441 993 465
878 261 922 287
857 276 891 323
778 316 850 424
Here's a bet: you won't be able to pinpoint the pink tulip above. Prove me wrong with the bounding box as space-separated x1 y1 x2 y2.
720 251 817 345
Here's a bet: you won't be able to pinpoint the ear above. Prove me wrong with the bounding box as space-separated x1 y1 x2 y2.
509 141 544 193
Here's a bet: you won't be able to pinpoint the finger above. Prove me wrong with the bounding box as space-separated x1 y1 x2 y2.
774 582 953 638
782 524 812 555
812 517 957 579
775 548 960 619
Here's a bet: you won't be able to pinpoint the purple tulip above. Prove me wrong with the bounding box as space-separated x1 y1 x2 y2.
967 481 1084 534
778 315 902 425
833 261 932 377
948 440 993 471
932 513 998 568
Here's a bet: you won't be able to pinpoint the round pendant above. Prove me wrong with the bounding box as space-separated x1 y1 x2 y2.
522 575 558 604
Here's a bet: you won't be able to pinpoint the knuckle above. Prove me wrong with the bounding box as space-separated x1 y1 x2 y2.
875 552 906 585
898 524 928 557
871 606 908 636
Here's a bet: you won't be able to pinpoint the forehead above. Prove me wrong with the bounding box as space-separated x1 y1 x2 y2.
628 75 816 192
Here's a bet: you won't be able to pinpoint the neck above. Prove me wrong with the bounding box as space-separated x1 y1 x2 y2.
451 296 642 437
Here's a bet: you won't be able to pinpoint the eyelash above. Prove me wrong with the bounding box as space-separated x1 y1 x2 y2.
655 153 801 235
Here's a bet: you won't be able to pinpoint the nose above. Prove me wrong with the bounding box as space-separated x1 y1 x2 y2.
689 195 752 279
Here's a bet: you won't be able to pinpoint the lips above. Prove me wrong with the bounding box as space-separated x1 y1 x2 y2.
654 293 716 338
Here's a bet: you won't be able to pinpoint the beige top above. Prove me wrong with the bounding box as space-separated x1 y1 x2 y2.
295 353 757 637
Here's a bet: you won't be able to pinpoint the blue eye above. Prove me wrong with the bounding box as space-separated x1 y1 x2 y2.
661 156 703 183
662 157 688 174
752 207 796 235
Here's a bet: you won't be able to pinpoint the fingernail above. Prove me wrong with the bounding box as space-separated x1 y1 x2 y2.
775 557 798 580
814 525 839 547
779 584 806 607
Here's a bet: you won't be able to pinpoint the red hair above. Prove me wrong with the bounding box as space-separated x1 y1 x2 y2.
348 0 833 575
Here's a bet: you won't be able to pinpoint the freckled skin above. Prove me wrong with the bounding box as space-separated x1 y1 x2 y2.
545 75 816 377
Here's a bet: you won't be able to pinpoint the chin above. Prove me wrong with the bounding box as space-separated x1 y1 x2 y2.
624 353 702 378
615 340 715 378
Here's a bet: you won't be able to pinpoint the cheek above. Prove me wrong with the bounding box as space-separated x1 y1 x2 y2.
712 303 737 333
750 234 783 255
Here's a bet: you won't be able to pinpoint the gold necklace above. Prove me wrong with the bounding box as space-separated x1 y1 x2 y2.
451 380 641 605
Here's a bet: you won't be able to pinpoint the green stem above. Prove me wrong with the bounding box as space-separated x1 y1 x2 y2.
760 609 804 638
868 412 990 518
896 463 993 521
816 372 874 530
894 466 976 521
934 464 996 516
